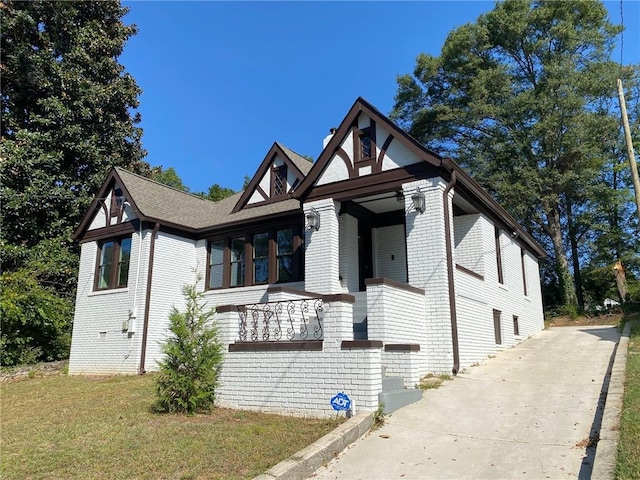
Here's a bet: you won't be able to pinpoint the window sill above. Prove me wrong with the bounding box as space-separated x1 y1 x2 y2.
89 288 129 297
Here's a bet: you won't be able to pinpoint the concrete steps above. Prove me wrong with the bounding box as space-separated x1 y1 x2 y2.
379 376 423 414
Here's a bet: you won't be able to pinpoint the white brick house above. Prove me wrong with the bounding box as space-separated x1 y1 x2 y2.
69 98 545 417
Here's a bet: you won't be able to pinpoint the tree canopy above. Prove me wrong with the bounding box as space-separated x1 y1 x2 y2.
392 0 640 308
0 0 149 365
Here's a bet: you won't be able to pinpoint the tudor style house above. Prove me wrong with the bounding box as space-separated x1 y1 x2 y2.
69 97 545 417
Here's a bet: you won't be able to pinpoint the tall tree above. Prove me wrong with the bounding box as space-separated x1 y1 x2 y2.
151 166 189 192
392 0 639 307
0 0 148 364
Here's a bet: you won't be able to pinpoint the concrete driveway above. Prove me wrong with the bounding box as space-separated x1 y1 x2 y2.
310 325 620 480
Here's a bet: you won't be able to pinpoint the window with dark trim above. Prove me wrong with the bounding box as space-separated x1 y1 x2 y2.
495 227 504 284
356 127 375 163
521 248 528 296
230 237 246 287
271 165 287 197
209 240 225 289
513 315 520 336
207 226 302 289
493 309 502 345
95 236 131 290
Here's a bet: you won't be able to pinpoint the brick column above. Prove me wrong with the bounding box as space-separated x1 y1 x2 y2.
303 198 342 294
403 178 455 374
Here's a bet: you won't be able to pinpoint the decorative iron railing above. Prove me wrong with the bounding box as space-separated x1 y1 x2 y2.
237 298 324 342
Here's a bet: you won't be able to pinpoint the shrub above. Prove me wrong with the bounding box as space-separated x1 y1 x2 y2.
155 281 223 414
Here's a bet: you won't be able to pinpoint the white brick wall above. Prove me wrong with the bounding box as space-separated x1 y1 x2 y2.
304 199 341 294
453 214 544 370
69 226 150 374
373 224 407 282
403 178 454 374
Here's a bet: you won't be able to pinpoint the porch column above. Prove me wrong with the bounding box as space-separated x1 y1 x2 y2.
403 178 455 373
303 198 342 294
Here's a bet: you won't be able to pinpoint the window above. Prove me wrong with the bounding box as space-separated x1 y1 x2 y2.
357 127 375 162
493 309 502 345
521 248 528 296
253 232 269 284
230 237 246 287
209 240 224 289
95 237 131 290
271 165 287 197
277 228 294 282
207 226 302 289
513 315 520 336
495 227 504 284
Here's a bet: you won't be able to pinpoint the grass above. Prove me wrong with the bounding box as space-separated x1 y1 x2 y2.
0 373 343 480
417 373 452 390
616 311 640 480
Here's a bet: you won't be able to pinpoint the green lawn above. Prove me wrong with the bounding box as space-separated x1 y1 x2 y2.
616 311 640 480
0 373 342 480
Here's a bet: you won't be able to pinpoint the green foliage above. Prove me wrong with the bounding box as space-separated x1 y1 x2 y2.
201 184 236 202
155 281 224 414
1 0 148 364
151 166 188 192
1 270 72 366
392 0 640 307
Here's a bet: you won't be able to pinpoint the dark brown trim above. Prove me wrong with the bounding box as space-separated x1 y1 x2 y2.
323 293 356 303
229 341 323 352
307 162 441 202
521 248 528 296
101 201 109 227
495 227 504 285
139 222 160 374
455 264 484 281
336 147 356 179
372 210 405 228
255 184 269 201
232 143 307 213
341 340 383 349
443 171 460 376
295 97 443 199
92 236 132 291
365 277 424 295
80 220 138 243
216 304 246 313
384 344 420 352
375 134 394 173
270 164 288 198
493 309 502 345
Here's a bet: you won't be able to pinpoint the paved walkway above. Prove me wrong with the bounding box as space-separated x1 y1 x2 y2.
310 326 620 480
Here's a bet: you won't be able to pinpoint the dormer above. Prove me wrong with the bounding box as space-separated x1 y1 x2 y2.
232 142 312 213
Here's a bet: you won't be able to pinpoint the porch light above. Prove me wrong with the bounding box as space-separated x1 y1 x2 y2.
306 207 321 231
411 188 425 214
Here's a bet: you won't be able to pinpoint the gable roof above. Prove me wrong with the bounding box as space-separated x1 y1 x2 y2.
73 167 300 240
231 142 312 213
295 97 445 198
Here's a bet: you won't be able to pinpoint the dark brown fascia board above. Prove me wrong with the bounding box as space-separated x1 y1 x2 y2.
442 160 546 258
231 142 308 214
79 220 139 243
295 96 444 200
73 168 145 241
198 209 301 238
307 162 441 202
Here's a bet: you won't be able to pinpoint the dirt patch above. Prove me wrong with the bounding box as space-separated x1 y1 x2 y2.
548 313 622 328
1 360 69 383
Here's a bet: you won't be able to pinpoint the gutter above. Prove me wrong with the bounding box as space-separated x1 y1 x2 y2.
443 171 460 375
139 222 160 374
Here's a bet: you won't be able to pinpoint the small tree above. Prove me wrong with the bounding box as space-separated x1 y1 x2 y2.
155 281 223 414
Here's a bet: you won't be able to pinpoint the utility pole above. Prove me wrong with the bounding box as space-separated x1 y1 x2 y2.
617 79 640 225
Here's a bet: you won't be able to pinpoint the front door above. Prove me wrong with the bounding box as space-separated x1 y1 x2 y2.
358 222 373 291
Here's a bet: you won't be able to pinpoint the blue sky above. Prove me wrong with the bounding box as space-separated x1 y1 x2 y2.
121 1 640 194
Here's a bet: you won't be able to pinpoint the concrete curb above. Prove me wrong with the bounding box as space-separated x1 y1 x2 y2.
254 411 374 480
591 321 631 480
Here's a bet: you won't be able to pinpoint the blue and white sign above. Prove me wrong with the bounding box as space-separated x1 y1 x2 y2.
330 392 351 411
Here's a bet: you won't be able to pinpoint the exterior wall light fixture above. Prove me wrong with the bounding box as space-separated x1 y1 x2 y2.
411 188 426 213
306 207 321 230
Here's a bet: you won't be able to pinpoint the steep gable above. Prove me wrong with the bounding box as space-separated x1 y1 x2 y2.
295 97 444 197
231 142 312 213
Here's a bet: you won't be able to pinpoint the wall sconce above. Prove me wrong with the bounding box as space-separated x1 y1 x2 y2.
306 207 321 231
411 188 425 213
